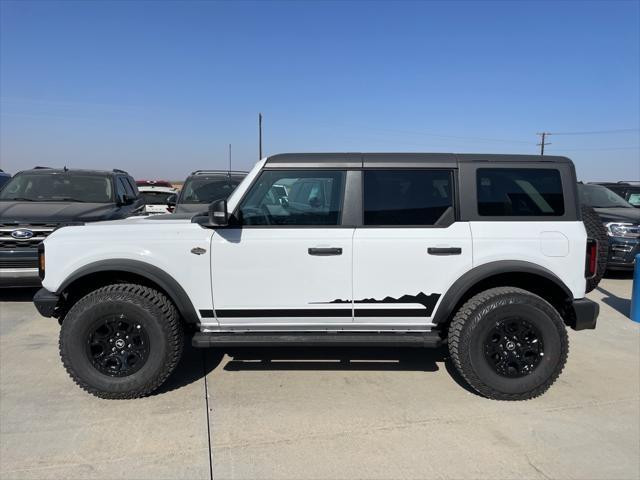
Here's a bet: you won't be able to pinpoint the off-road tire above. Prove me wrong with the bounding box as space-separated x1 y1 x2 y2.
448 287 568 401
60 283 183 399
581 204 608 292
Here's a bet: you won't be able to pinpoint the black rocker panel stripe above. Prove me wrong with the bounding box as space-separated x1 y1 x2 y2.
213 309 352 318
199 294 442 319
200 308 433 318
354 308 429 317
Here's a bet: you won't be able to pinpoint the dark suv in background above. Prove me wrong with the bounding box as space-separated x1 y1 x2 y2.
579 183 640 270
0 167 144 287
170 170 246 214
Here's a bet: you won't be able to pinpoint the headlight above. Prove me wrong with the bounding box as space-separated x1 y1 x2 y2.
38 243 45 280
605 222 640 238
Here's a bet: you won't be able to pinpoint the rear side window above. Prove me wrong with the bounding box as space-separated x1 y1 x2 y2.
477 168 564 216
363 170 454 226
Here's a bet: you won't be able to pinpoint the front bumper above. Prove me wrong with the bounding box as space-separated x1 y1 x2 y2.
607 237 640 270
0 249 41 287
33 288 60 317
571 298 599 331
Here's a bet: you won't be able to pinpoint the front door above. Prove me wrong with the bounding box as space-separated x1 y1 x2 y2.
352 168 472 328
211 169 354 329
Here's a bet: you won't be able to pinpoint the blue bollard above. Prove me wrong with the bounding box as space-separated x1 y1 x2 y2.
632 254 640 323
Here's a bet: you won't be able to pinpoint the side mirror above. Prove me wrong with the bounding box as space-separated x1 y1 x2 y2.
209 199 228 226
119 194 133 206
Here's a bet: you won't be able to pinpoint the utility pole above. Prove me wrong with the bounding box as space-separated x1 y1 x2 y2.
258 112 263 159
536 132 551 156
228 144 232 172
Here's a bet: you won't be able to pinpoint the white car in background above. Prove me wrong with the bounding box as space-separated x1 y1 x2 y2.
138 185 178 215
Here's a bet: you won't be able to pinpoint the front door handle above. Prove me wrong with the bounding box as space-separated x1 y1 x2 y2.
308 247 343 256
428 247 462 255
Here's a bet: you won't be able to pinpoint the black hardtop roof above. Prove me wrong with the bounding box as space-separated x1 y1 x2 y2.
265 153 571 168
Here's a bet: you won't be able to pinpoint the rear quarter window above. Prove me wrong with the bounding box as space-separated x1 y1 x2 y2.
477 168 564 216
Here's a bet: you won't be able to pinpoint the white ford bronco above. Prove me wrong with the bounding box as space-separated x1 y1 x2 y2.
33 153 600 400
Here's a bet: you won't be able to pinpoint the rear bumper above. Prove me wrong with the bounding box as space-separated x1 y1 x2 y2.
571 298 599 331
33 288 59 317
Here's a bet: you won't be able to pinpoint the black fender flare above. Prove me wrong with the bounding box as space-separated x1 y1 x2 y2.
57 259 200 325
432 260 574 324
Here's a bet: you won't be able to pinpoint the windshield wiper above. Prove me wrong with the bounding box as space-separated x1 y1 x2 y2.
54 197 87 202
3 197 35 202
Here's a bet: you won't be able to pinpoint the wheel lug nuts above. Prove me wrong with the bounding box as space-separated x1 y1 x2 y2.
112 347 116 351
128 344 132 348
120 350 124 354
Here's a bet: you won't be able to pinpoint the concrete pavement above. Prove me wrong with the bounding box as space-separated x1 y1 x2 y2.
1 276 638 479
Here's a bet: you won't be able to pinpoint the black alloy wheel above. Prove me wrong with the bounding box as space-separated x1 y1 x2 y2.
87 314 150 377
483 318 544 378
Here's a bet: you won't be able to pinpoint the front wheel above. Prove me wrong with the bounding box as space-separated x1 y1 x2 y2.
60 283 184 399
448 287 568 401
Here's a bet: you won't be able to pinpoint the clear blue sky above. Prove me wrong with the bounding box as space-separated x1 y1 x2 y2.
1 0 638 181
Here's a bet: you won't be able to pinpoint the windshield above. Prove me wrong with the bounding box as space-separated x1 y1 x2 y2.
180 176 243 204
140 191 174 205
579 184 633 209
0 172 114 203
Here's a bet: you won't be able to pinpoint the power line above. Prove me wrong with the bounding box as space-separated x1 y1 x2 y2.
549 129 639 136
550 146 640 151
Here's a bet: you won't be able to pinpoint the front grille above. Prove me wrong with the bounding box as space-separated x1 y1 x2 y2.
0 223 57 250
0 258 38 269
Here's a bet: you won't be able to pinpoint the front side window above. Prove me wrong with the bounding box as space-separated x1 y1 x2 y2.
363 169 454 226
0 172 114 203
477 168 564 216
238 170 345 226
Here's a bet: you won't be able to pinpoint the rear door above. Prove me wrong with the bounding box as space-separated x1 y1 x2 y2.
352 168 472 328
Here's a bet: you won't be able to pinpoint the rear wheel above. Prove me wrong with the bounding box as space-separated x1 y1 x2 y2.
448 287 568 400
60 283 183 399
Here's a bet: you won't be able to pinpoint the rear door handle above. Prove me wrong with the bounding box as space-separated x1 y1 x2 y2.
308 247 343 256
428 247 462 255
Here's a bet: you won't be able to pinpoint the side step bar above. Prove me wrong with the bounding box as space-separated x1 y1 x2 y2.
192 332 443 348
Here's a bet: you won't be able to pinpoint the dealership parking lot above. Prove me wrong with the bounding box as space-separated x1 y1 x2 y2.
0 275 638 480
